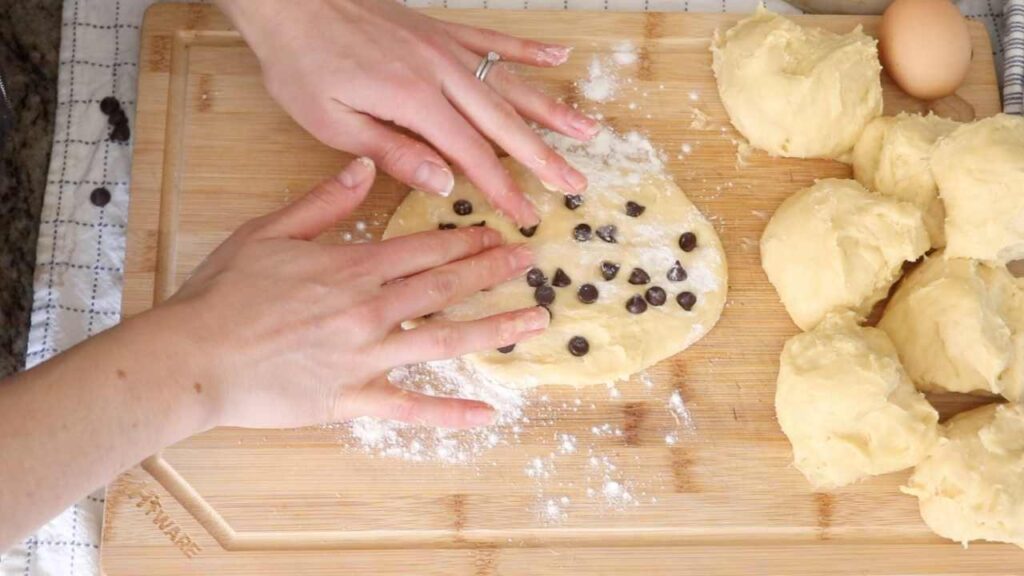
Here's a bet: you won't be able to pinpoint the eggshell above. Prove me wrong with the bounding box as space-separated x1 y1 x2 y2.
879 0 972 100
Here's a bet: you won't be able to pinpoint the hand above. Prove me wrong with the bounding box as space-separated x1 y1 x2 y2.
166 158 549 429
216 0 599 227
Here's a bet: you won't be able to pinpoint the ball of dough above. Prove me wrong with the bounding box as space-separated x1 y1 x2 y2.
932 114 1024 263
711 7 882 161
852 113 960 247
776 311 939 490
903 403 1024 549
384 130 729 388
760 179 929 331
878 253 1024 401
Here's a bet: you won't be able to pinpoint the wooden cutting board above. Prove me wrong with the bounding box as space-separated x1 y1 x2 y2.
102 4 1015 574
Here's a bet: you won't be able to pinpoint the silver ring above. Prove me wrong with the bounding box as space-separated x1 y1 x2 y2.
474 51 501 82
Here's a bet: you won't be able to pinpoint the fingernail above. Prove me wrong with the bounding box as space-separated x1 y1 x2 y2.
562 165 588 193
569 113 600 139
537 45 572 66
519 306 551 331
413 160 454 197
466 405 496 427
510 244 534 269
338 157 375 188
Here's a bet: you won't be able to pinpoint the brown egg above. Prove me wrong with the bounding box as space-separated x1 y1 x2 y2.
878 0 972 100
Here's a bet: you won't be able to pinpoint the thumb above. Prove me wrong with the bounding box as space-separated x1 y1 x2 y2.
260 157 375 240
341 380 496 430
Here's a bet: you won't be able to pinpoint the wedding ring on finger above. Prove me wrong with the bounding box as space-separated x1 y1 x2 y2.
474 51 501 82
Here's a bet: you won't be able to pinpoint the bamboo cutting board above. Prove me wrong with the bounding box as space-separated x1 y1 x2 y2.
103 4 1015 574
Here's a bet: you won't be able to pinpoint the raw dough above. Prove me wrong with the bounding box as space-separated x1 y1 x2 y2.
852 113 960 247
711 7 882 161
932 114 1024 263
760 178 929 331
775 311 939 490
878 253 1024 401
383 130 728 388
903 403 1024 550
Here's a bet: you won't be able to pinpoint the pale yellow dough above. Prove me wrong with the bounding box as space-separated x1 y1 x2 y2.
760 178 929 331
904 403 1024 550
711 7 882 161
852 113 960 247
775 311 939 491
878 253 1024 401
383 132 728 388
932 114 1024 263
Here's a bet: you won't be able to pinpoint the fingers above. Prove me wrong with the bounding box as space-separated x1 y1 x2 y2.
378 243 533 323
371 225 504 281
379 306 549 365
403 96 540 227
439 61 589 197
258 157 375 240
482 64 599 141
344 380 496 429
442 21 572 67
319 108 455 197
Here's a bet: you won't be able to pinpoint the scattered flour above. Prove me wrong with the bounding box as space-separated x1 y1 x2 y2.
578 56 619 103
668 390 696 432
612 40 638 66
690 108 711 130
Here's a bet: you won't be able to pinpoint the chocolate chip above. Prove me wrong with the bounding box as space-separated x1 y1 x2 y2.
596 225 618 243
600 261 620 280
628 268 650 285
100 96 121 115
535 285 556 306
645 286 667 306
453 199 473 216
109 121 131 142
568 336 590 357
679 232 698 252
626 201 646 217
667 261 687 282
519 224 538 238
438 222 457 230
564 194 583 210
497 344 516 354
626 294 648 314
108 107 126 127
573 223 592 242
90 187 111 207
578 283 599 303
552 268 571 287
526 268 547 287
677 291 697 311
471 220 486 227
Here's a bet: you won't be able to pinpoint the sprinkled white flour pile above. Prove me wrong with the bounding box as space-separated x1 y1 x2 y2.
577 40 637 102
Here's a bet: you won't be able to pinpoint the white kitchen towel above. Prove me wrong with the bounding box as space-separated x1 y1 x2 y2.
1 1 1018 575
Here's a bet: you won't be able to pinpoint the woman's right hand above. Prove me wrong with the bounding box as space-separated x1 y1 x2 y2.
161 157 549 430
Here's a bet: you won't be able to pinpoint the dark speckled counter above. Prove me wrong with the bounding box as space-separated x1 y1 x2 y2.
0 0 62 377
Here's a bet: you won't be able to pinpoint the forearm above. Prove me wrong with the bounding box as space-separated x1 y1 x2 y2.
0 305 218 550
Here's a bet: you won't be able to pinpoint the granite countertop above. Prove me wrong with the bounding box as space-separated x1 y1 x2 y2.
0 0 62 377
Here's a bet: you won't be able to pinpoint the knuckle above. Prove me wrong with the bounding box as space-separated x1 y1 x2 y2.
389 395 419 423
496 314 521 343
378 139 420 173
427 269 461 302
430 323 462 356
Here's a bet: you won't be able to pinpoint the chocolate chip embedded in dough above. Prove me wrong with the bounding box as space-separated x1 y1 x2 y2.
497 344 516 354
600 261 620 280
471 220 487 227
625 201 646 217
535 285 556 306
645 286 667 306
626 294 648 314
678 232 698 252
453 199 473 216
667 260 687 282
438 222 457 230
568 336 590 357
573 223 592 242
519 224 538 238
526 268 548 287
677 291 697 311
577 283 599 303
552 268 572 287
596 225 618 243
628 268 650 285
564 194 583 210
